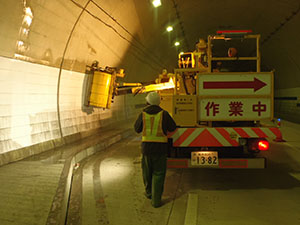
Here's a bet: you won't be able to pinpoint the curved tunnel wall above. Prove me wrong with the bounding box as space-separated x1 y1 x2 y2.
0 0 152 164
262 12 300 123
0 0 300 164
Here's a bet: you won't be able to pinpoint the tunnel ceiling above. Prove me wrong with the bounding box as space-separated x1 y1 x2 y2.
0 0 299 89
132 0 300 88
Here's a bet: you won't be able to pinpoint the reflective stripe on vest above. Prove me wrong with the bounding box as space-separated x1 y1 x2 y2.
142 111 168 143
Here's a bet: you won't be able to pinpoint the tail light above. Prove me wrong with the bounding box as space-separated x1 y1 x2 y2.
248 139 269 151
258 140 269 151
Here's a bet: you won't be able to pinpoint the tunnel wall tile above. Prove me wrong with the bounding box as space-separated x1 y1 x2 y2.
0 56 145 165
0 0 153 165
275 87 300 123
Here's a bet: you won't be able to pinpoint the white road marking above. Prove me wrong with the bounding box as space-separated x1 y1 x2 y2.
82 165 98 225
289 173 300 182
184 193 198 225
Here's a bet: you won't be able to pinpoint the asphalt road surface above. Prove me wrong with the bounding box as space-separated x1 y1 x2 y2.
66 120 300 225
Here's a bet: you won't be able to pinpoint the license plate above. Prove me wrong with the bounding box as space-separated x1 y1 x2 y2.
191 151 219 166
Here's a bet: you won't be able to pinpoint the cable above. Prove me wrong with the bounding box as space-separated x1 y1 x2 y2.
69 0 164 71
57 0 91 139
261 4 300 46
90 0 168 69
170 0 190 50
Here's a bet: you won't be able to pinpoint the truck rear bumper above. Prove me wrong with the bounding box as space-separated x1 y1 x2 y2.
168 127 282 147
167 157 266 169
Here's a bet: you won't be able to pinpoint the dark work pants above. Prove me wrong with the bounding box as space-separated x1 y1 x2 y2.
142 154 167 207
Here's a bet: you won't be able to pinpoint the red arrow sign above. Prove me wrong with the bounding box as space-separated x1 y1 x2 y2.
203 77 267 92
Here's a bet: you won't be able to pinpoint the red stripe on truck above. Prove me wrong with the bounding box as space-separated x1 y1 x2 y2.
233 128 250 138
173 128 196 146
189 129 223 147
269 127 282 139
219 159 248 168
167 159 189 168
251 128 268 138
216 128 239 146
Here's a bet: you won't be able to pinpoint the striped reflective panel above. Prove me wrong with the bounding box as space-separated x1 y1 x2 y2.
242 128 259 137
172 128 194 146
260 128 277 138
251 128 268 137
171 128 187 142
269 128 282 139
208 128 232 146
189 129 223 146
233 128 250 138
170 127 282 147
216 128 239 146
227 127 242 140
181 128 205 146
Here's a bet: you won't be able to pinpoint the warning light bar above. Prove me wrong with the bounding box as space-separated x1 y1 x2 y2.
217 30 252 34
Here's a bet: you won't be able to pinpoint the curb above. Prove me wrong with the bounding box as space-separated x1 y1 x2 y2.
46 128 134 225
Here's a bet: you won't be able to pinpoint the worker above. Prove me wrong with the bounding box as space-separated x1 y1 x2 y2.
155 69 169 83
194 38 208 68
195 38 207 52
134 92 177 208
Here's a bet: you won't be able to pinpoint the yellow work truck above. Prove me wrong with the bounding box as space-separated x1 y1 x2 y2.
159 30 283 169
85 30 283 169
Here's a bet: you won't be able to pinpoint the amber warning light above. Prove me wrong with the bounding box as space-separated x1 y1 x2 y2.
216 30 252 34
258 140 269 151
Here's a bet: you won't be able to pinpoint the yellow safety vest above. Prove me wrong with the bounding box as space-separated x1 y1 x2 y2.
142 111 168 143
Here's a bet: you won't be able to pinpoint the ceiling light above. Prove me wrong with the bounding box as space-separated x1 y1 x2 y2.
23 15 32 26
166 26 173 32
152 0 161 8
174 41 180 46
25 7 33 17
17 40 24 47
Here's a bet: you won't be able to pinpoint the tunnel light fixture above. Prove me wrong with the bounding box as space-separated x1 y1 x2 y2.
22 28 29 35
23 7 33 27
174 41 180 46
17 40 24 47
152 0 161 8
23 15 32 26
166 26 173 32
25 7 33 17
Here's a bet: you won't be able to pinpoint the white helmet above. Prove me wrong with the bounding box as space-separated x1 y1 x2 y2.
145 92 161 105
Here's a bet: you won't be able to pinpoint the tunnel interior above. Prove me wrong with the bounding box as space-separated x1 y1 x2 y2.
0 0 299 164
